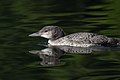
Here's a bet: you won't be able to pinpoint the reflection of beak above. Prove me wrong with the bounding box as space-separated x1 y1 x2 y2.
29 50 41 54
29 32 40 37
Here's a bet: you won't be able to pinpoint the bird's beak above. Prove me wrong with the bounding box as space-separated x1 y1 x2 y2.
29 32 41 37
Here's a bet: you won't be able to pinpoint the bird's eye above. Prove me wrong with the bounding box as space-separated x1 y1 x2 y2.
44 30 48 32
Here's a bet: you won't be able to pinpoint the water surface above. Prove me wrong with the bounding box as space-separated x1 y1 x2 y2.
0 0 120 80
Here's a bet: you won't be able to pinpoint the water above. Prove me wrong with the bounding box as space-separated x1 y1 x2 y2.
0 0 120 80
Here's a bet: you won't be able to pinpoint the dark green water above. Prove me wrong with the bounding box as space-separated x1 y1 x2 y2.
0 0 120 80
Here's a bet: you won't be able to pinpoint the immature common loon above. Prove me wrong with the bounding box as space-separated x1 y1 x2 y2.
29 26 120 47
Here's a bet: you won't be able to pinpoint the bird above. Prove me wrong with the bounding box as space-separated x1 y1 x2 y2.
29 26 120 47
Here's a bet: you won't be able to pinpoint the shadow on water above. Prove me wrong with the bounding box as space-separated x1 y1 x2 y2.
0 0 120 80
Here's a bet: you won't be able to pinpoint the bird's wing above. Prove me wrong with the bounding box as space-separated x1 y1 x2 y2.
64 32 108 44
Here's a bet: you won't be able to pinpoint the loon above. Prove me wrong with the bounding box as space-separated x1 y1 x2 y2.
29 26 120 47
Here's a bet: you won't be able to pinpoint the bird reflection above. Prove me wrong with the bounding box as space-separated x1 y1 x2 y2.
29 43 119 66
29 47 64 66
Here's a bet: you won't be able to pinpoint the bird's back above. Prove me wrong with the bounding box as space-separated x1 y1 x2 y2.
49 32 110 47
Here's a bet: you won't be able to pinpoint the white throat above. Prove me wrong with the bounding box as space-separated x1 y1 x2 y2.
41 34 51 39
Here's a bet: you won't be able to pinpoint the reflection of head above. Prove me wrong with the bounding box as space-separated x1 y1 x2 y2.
29 47 64 66
39 47 64 66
